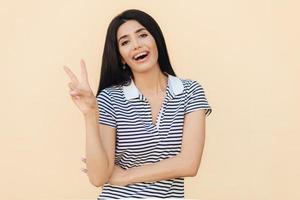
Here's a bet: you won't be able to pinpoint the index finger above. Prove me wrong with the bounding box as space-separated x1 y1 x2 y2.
63 66 79 85
80 59 89 83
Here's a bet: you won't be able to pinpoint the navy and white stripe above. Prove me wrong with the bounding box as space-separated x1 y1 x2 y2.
96 73 212 199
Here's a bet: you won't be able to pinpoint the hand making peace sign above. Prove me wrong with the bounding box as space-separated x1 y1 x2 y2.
63 59 98 115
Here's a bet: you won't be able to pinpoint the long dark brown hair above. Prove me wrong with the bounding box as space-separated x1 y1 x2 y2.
96 9 176 96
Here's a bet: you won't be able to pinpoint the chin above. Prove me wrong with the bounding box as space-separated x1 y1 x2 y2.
131 62 157 73
132 67 153 74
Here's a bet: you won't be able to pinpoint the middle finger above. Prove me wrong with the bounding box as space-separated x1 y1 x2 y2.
63 66 79 85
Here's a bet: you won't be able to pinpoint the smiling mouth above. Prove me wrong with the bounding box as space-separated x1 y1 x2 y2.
132 51 149 62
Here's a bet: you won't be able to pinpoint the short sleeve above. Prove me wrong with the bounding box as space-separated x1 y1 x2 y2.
185 80 212 117
96 89 117 128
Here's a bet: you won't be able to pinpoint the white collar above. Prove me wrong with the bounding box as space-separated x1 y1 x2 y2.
123 73 184 101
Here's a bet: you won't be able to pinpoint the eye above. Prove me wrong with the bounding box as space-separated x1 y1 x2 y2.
139 33 148 38
121 40 129 46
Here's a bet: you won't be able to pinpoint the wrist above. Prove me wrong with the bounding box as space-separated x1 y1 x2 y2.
84 108 99 118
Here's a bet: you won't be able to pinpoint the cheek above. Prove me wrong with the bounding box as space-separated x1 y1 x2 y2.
148 38 158 56
119 48 131 61
150 43 159 60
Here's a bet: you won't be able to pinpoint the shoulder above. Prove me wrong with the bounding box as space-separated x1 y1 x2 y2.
97 85 122 99
178 78 204 94
96 85 122 113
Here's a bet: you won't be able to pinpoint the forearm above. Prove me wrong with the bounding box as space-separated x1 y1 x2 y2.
126 153 194 185
84 109 109 186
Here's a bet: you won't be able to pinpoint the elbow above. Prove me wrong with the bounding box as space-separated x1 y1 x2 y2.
178 154 199 177
182 157 201 177
87 162 111 188
88 174 108 188
89 177 104 188
89 177 106 188
187 166 199 177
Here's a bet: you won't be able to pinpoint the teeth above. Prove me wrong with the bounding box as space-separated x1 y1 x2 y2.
133 52 148 60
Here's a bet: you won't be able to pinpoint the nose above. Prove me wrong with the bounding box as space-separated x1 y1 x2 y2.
131 36 141 50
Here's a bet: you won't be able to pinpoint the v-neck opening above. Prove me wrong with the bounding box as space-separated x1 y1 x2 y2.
121 72 179 131
142 87 168 129
151 99 165 128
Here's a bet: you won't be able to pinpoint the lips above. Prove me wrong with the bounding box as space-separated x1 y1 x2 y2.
132 51 149 62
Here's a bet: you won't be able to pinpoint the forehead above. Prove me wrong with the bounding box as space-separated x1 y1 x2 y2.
117 20 147 39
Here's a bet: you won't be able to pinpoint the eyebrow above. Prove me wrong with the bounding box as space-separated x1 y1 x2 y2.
118 28 147 42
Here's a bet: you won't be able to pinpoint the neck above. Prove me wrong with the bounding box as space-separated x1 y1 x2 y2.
132 65 168 95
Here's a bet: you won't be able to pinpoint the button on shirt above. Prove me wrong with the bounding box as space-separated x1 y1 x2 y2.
96 73 212 199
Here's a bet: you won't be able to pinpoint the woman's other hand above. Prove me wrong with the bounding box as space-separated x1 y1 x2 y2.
63 59 98 115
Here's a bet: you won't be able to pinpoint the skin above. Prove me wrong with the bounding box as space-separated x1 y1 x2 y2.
64 60 113 186
65 19 206 187
117 20 169 125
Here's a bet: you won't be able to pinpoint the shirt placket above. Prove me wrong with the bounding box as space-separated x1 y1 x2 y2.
138 85 174 133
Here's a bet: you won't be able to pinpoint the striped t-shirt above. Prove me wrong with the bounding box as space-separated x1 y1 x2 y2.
96 73 212 199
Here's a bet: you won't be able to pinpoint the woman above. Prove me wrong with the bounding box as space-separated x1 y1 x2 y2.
63 9 212 199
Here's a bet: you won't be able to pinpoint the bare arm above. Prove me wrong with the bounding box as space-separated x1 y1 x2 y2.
63 60 116 187
85 110 114 187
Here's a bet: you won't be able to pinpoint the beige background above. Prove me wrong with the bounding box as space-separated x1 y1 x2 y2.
1 0 299 199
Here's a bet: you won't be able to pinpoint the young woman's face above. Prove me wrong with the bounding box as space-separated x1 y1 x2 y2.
117 20 159 73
